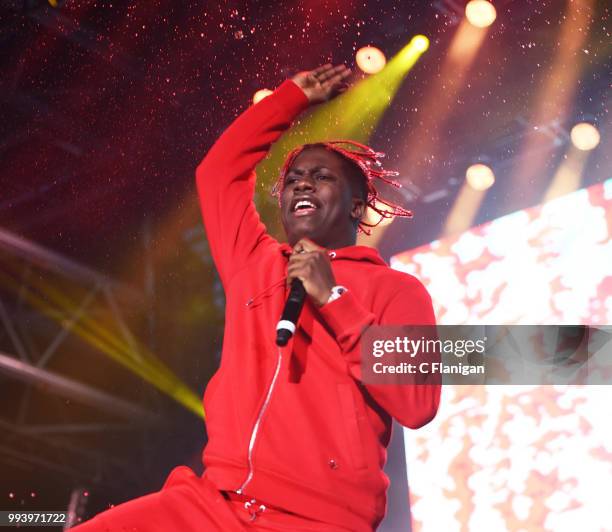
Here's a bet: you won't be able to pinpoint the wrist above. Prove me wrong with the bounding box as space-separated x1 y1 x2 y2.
314 287 332 307
290 78 312 102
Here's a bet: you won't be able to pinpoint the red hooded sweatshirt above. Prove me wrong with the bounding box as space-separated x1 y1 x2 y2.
195 80 440 531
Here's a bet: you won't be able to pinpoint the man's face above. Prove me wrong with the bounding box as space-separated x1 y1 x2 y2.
280 147 365 248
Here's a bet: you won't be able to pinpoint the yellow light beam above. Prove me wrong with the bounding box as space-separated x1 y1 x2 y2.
543 146 589 203
378 22 489 248
255 35 430 189
509 0 594 188
396 20 488 183
0 267 204 419
443 183 487 236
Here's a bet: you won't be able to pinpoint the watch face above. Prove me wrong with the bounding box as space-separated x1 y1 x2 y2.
327 286 347 304
332 286 347 297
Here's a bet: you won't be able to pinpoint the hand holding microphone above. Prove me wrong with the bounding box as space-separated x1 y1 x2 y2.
276 239 337 346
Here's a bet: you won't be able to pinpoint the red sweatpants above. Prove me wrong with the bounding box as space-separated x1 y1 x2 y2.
71 466 352 531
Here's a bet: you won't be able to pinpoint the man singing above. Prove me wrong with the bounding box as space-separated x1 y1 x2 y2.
75 63 440 532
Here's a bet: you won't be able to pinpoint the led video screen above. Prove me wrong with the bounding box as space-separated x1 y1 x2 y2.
391 180 612 531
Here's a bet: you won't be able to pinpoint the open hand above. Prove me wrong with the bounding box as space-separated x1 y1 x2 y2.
287 238 336 307
291 64 352 104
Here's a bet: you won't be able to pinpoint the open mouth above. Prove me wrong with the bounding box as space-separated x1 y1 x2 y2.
291 198 320 217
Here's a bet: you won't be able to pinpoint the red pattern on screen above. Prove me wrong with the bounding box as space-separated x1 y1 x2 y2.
394 181 612 531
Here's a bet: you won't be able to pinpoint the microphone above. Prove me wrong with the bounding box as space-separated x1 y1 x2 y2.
276 278 306 346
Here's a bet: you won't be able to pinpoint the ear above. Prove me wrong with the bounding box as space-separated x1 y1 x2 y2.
350 197 366 222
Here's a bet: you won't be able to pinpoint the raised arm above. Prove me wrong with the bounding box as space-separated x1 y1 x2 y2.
196 64 351 287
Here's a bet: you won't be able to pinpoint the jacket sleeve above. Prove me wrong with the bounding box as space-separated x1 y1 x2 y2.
317 277 441 429
196 80 309 287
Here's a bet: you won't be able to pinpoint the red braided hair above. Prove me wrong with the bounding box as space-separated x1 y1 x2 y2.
272 140 413 234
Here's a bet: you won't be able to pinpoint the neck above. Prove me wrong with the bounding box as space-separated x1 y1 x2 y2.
288 232 356 249
320 235 356 249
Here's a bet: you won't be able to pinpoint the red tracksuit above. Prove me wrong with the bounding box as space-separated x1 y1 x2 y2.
74 80 440 531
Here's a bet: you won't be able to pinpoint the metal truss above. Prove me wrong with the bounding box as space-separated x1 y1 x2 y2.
0 227 162 490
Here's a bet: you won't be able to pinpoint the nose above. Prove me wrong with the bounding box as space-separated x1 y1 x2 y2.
294 173 316 192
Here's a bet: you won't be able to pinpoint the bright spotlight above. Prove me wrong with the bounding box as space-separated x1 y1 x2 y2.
570 122 600 151
466 163 495 191
411 35 430 53
465 0 497 28
253 89 273 104
356 46 386 74
396 35 429 68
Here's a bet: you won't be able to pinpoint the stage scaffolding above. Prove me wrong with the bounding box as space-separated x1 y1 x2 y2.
0 227 164 493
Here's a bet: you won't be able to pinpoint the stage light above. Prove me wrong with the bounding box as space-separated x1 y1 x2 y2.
411 35 430 53
445 163 495 234
356 46 387 74
570 122 600 151
396 35 429 69
465 0 497 28
253 89 273 104
545 124 597 201
466 163 495 191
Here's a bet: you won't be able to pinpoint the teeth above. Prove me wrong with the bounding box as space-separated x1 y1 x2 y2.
294 200 316 211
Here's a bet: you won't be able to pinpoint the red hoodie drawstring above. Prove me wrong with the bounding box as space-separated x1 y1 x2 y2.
245 278 286 308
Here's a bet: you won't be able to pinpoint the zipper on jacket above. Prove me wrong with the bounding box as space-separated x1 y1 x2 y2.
236 250 336 492
236 347 283 494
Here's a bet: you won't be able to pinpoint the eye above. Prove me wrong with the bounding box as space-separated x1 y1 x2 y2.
284 175 298 185
315 173 332 180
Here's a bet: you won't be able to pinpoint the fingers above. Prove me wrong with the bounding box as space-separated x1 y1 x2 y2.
285 248 336 306
286 253 320 281
287 239 325 287
311 63 333 77
310 64 351 85
337 67 352 82
317 64 348 82
327 68 351 87
320 68 351 89
296 63 353 103
293 238 323 254
287 252 316 280
319 66 352 97
287 257 310 274
286 256 311 286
